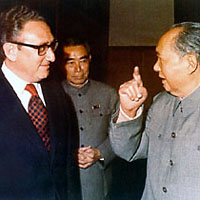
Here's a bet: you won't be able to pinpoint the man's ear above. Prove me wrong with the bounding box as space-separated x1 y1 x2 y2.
185 53 198 74
3 43 18 61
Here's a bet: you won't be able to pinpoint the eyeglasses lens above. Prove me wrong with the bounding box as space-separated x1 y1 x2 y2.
38 41 58 56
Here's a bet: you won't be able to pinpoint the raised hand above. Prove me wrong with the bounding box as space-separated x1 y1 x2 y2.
119 66 148 118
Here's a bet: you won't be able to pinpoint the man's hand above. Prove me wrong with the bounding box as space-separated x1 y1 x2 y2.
119 66 148 118
77 146 102 169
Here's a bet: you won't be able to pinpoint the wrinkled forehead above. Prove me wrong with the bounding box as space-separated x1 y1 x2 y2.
17 20 54 42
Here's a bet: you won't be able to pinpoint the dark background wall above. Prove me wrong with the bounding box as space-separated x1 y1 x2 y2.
174 0 200 23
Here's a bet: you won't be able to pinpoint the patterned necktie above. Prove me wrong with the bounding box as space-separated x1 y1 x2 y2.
25 84 50 151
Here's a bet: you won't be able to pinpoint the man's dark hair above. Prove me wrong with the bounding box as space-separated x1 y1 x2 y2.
171 22 200 62
62 37 91 55
0 5 46 58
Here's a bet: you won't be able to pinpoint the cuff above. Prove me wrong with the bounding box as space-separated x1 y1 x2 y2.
117 105 143 123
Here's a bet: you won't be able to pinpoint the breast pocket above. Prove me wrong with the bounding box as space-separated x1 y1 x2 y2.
87 106 112 118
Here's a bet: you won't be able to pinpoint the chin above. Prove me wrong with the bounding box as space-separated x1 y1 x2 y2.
163 87 170 93
39 72 49 81
163 83 169 91
73 79 85 84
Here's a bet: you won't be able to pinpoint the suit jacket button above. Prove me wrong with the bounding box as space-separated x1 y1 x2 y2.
80 127 84 131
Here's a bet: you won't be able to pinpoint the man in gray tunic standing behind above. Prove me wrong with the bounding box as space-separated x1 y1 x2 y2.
61 37 118 200
110 22 200 200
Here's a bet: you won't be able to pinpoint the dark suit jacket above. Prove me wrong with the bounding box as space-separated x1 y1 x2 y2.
0 70 81 200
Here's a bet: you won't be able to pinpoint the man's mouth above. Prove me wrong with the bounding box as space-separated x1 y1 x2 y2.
73 75 83 79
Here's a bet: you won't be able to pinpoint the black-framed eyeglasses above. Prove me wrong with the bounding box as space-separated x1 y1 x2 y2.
8 40 59 56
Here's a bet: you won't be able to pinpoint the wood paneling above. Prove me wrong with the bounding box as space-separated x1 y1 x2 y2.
106 46 163 108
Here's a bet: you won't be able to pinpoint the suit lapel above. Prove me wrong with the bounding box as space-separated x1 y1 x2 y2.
41 80 58 160
41 79 69 162
0 71 49 157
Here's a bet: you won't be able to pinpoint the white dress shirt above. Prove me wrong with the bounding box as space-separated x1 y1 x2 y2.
1 62 46 112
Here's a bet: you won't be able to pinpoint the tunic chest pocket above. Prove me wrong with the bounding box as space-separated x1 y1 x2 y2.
145 117 163 138
87 106 112 118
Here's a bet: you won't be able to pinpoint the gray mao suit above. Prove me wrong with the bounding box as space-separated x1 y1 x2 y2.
110 86 200 200
62 79 118 200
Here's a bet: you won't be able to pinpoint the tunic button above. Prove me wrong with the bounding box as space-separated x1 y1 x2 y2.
171 132 176 138
80 127 84 131
162 187 167 193
170 160 173 166
79 109 83 113
78 93 82 97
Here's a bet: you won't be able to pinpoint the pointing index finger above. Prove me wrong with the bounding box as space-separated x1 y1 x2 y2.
133 66 143 98
132 66 139 76
133 66 142 83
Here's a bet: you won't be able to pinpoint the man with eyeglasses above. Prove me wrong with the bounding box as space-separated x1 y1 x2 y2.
0 5 81 200
60 37 118 200
9 40 59 57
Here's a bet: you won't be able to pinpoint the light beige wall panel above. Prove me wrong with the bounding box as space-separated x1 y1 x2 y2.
109 0 174 46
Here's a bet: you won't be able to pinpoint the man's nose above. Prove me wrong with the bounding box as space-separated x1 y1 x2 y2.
74 61 81 71
153 60 160 72
46 47 56 62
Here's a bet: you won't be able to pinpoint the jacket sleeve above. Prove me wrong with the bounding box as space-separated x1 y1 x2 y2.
109 106 148 162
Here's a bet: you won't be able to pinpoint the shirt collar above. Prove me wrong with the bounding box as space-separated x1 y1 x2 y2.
63 79 90 95
1 62 41 96
68 79 89 88
172 85 200 117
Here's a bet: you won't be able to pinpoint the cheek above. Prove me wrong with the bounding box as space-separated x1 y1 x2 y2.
65 67 74 76
164 71 180 89
66 69 74 80
32 57 44 70
83 65 89 74
160 63 172 77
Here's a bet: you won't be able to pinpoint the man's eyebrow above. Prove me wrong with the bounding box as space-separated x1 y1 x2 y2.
65 55 89 61
39 40 53 46
65 58 74 61
80 55 89 59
